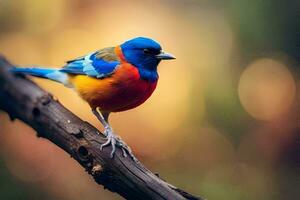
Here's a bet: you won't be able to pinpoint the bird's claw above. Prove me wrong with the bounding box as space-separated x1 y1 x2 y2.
116 139 138 162
101 128 138 162
100 133 117 157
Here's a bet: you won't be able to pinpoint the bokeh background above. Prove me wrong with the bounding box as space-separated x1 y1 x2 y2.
1 0 300 199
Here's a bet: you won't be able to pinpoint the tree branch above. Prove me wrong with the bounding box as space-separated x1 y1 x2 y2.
0 56 203 200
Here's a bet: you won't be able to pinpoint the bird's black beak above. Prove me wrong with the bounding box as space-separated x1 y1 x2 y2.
156 51 176 60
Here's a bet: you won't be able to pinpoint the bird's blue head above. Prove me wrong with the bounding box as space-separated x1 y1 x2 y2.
120 37 175 81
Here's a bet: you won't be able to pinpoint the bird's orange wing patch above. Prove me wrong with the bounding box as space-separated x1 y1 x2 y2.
114 45 127 63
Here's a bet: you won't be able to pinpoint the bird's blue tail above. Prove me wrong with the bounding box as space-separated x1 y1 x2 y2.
11 67 68 84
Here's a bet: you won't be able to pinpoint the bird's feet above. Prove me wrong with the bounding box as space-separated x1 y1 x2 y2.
101 127 138 162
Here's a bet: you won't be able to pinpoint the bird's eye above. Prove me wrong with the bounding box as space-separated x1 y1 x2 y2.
143 49 151 54
143 48 161 55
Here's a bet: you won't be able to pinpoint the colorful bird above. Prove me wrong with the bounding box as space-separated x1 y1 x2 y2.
11 37 175 160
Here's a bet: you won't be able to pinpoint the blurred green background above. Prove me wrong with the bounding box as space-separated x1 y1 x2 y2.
1 0 300 199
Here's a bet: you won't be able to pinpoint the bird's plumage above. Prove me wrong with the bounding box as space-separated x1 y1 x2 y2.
61 47 120 78
120 37 162 81
11 67 68 84
68 63 157 112
11 37 175 113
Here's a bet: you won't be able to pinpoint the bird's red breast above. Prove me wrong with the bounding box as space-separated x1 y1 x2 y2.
68 56 158 113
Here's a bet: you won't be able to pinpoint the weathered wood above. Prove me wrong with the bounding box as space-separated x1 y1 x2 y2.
0 56 203 200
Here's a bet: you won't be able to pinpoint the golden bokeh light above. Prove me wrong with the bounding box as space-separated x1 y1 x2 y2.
238 58 296 121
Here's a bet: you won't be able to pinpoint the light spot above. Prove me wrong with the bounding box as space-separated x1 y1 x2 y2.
238 58 296 121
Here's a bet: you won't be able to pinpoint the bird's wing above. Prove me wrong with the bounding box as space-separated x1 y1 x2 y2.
60 47 120 78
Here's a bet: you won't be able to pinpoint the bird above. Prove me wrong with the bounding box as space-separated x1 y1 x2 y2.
11 37 175 160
